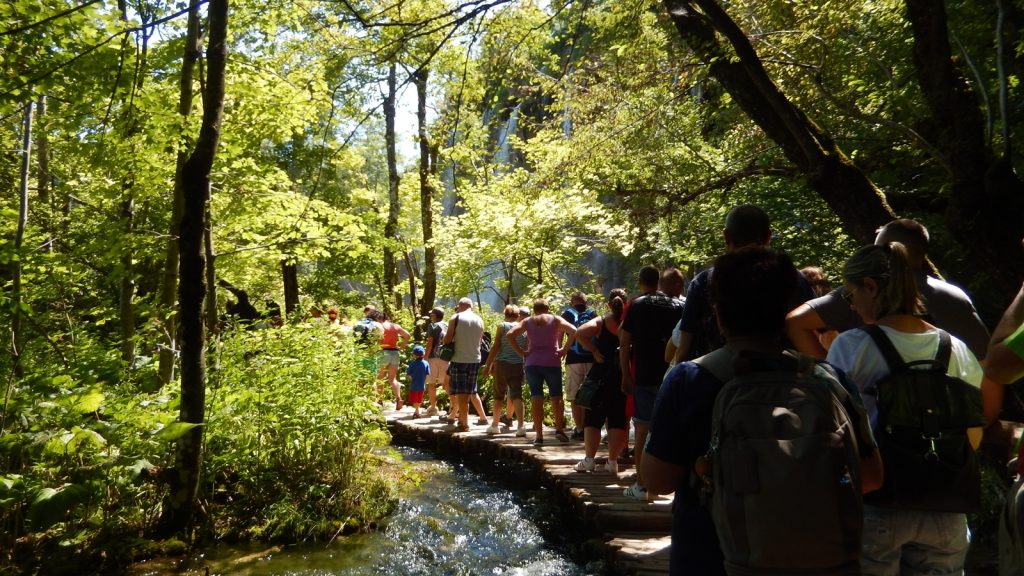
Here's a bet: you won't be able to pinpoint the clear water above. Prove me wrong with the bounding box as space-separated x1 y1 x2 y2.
134 447 599 576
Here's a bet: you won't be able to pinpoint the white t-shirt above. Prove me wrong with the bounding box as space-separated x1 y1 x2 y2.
826 326 982 426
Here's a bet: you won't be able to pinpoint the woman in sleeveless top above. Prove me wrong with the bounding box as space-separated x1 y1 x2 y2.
376 312 410 410
574 289 628 475
482 305 528 436
506 299 577 445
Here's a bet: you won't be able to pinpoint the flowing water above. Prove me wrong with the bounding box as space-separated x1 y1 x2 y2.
132 447 600 576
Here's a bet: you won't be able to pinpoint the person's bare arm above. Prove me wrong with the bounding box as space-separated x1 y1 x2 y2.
506 321 527 357
442 316 458 346
619 328 634 394
577 318 603 361
483 324 505 375
397 325 411 349
641 451 685 496
785 303 829 359
556 316 577 356
671 331 693 365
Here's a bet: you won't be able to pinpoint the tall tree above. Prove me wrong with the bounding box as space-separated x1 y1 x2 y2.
158 0 202 388
157 0 227 538
415 68 438 323
383 62 401 311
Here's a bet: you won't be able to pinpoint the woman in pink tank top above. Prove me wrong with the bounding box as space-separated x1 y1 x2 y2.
507 299 577 445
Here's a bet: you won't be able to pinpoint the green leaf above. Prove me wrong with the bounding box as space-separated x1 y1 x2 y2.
152 421 203 442
72 390 104 413
28 484 90 531
128 459 155 480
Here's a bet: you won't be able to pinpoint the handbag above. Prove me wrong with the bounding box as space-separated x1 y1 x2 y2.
438 314 458 361
438 342 456 361
575 374 604 410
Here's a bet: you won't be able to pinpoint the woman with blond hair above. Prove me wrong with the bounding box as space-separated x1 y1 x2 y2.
826 242 983 576
482 305 528 436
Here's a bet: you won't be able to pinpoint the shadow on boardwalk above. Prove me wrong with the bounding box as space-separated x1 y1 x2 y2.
385 408 672 576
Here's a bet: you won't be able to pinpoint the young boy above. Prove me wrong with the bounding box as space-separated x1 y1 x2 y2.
406 346 430 418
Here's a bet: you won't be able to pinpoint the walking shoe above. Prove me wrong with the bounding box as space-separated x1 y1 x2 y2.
575 457 596 473
571 428 584 441
554 429 570 443
445 423 470 433
533 436 544 447
438 413 450 422
425 406 438 417
623 483 648 500
516 425 527 438
500 413 513 428
476 418 489 426
412 412 421 419
396 399 404 410
486 425 500 436
604 459 619 475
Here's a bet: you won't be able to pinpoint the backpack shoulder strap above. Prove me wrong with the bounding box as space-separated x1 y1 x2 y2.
861 324 905 371
693 347 736 384
935 329 952 369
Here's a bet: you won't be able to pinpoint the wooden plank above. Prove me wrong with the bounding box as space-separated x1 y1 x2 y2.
387 409 672 575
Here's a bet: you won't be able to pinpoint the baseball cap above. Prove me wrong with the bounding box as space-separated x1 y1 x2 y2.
412 345 425 355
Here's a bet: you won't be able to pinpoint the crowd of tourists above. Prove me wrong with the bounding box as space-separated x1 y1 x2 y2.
314 203 1024 576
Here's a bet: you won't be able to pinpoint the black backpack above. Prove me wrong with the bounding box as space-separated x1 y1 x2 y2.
860 325 984 513
479 331 492 360
695 348 864 575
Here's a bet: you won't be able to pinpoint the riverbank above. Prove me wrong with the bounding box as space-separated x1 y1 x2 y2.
385 408 673 576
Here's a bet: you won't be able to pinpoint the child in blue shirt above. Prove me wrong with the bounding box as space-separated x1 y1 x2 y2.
406 346 430 418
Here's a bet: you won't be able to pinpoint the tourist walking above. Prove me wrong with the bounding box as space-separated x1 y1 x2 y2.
482 305 528 436
561 292 596 440
573 289 628 475
377 312 410 410
423 307 448 416
507 299 577 445
442 298 485 432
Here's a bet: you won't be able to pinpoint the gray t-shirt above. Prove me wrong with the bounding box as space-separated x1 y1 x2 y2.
809 270 990 359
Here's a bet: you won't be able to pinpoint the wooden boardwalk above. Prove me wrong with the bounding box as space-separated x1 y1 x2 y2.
385 409 672 575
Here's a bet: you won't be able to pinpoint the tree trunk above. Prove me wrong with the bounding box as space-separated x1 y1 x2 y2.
904 0 1024 305
281 260 299 317
664 0 897 246
12 102 32 378
156 0 227 538
415 69 437 325
36 95 52 254
205 209 218 337
383 63 401 312
158 0 202 388
119 194 136 365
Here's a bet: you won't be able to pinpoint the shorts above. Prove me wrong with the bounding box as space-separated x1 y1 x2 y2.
493 360 525 401
379 349 401 369
525 365 563 398
583 380 628 430
428 358 449 384
407 390 424 404
564 362 593 402
632 385 659 425
447 362 480 395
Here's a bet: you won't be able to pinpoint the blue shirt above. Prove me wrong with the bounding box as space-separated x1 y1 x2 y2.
406 359 429 392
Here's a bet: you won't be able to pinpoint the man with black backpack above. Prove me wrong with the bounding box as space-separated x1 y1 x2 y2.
643 246 881 576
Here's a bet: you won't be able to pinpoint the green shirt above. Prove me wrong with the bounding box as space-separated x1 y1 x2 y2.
1005 320 1024 360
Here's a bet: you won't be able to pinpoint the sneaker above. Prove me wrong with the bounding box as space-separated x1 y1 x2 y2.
412 412 421 419
623 483 648 500
445 423 470 433
425 407 438 416
500 413 513 427
604 459 619 475
554 429 570 443
575 457 596 473
533 436 544 447
571 428 584 441
476 418 489 426
516 426 527 438
486 425 500 436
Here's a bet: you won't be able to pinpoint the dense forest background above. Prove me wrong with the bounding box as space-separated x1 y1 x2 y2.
2 0 1024 571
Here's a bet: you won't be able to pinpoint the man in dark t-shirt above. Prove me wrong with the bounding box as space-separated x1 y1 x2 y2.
619 265 684 500
671 204 814 364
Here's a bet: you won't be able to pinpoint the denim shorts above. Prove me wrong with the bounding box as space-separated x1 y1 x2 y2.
525 365 562 398
379 349 401 369
861 505 969 576
631 385 659 425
